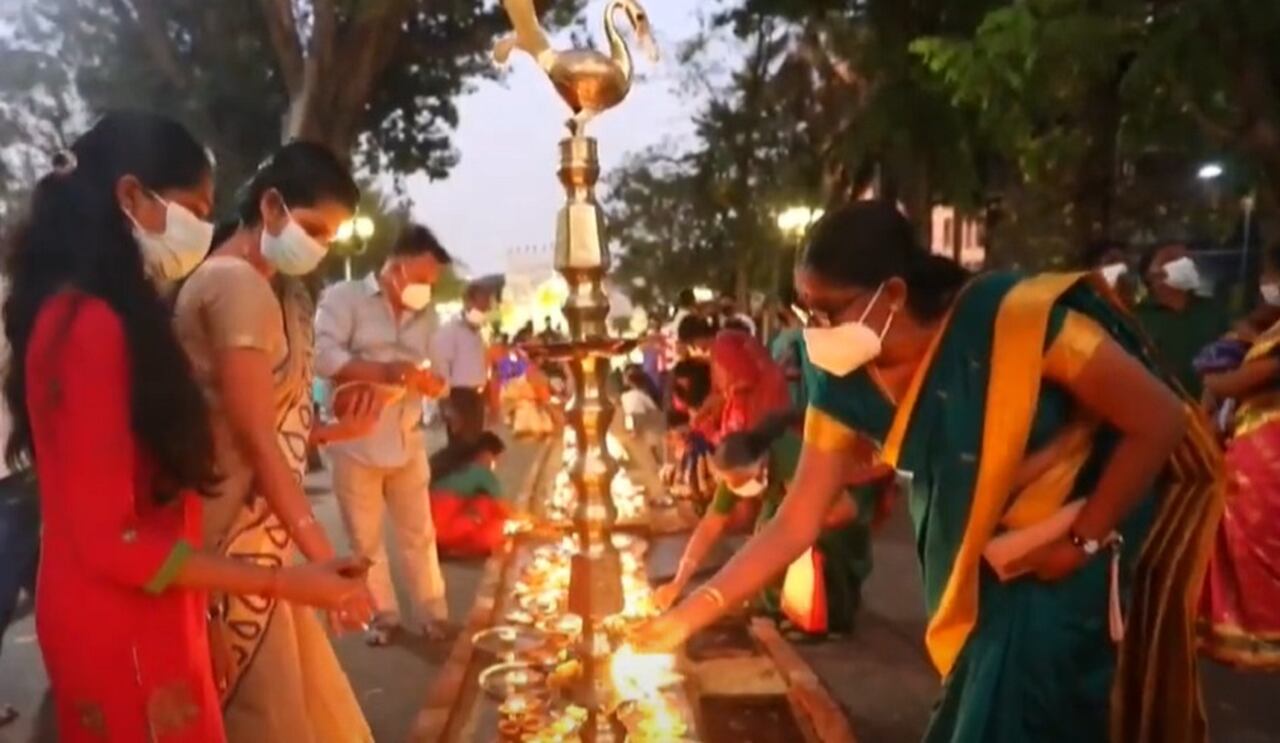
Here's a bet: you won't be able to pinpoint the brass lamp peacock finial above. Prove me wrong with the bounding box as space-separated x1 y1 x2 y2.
494 0 659 133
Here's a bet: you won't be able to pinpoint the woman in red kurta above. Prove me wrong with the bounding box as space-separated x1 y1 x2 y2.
5 112 367 742
30 294 224 741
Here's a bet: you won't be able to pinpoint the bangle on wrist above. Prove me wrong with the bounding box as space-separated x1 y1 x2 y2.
693 585 726 611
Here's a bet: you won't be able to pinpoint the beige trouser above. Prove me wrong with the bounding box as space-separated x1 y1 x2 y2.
331 449 448 628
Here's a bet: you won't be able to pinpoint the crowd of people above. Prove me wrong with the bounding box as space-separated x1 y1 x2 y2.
630 203 1277 742
0 111 524 741
0 107 1274 743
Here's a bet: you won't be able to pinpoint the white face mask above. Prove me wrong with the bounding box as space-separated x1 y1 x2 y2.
394 265 435 308
802 283 896 377
1099 262 1128 288
1161 256 1201 291
728 465 767 498
465 307 487 326
126 195 214 281
1261 283 1280 307
260 203 328 276
400 282 433 311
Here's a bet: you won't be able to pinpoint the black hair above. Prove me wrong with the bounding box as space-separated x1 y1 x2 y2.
464 282 492 304
1137 240 1193 286
800 200 969 321
3 111 219 503
474 431 506 458
1081 238 1127 269
670 357 711 409
1137 245 1161 280
677 315 716 344
392 222 452 264
677 288 696 309
233 141 359 229
624 364 661 404
714 410 800 470
666 409 690 428
1266 241 1280 270
723 317 752 334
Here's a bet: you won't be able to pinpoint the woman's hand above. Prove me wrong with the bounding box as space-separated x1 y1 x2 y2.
654 580 685 611
1024 537 1088 582
628 608 696 653
276 557 371 611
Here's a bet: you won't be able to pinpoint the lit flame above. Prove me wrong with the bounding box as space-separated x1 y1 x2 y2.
610 644 677 701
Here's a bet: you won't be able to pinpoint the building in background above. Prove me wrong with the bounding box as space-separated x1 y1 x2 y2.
501 244 635 336
929 205 986 270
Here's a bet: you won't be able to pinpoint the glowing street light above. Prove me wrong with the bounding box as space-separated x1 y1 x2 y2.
1197 162 1224 181
335 214 377 280
776 205 825 235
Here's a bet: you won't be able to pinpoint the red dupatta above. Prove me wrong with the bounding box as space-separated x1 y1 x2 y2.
710 330 792 436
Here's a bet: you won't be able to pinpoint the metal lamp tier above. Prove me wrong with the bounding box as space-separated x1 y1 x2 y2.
491 1 660 738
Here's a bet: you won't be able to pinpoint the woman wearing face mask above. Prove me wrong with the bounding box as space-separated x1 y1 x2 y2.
1198 241 1280 669
172 142 374 741
4 113 369 742
1082 239 1134 309
1134 243 1230 398
632 201 1223 743
654 412 876 638
665 356 719 506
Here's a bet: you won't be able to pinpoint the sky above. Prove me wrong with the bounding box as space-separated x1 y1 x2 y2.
401 0 705 276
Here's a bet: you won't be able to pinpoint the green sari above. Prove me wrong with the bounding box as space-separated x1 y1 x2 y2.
802 272 1222 743
710 431 874 634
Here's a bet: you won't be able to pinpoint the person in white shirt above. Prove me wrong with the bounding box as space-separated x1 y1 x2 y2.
314 224 452 644
662 288 698 371
429 283 494 477
620 364 663 460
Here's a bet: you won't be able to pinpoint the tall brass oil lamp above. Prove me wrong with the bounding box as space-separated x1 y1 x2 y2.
492 0 659 739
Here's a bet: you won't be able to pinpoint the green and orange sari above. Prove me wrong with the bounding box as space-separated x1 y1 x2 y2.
802 272 1222 742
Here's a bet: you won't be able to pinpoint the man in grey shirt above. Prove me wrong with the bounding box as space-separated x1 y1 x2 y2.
428 282 494 477
315 224 452 643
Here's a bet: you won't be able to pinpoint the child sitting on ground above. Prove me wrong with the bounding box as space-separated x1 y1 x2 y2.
430 432 510 558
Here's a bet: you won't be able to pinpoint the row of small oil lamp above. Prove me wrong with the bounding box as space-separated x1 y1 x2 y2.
543 430 648 525
474 532 694 741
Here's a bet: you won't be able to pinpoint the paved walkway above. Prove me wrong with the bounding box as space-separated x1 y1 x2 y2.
788 501 1280 743
0 429 539 743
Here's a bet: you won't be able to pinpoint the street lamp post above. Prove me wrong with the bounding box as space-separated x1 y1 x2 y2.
1240 193 1256 291
773 205 824 292
1197 162 1224 181
768 205 824 338
335 215 376 280
1196 163 1257 304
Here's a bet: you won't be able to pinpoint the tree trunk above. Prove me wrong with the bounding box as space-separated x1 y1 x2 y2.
279 0 412 160
881 150 933 248
1071 72 1123 251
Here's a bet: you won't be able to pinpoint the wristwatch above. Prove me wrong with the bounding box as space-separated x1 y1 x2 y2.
1069 529 1103 556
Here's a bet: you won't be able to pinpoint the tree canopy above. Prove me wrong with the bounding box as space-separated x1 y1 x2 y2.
0 0 583 212
605 0 1280 304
